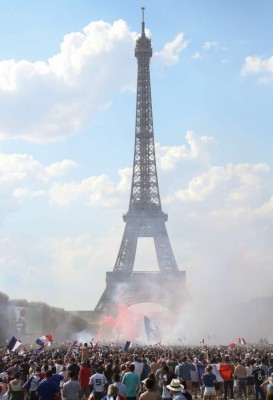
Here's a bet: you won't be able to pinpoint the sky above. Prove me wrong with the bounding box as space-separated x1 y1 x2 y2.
1 0 273 330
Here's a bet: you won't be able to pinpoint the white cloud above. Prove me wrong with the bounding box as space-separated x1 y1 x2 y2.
202 41 218 50
48 168 131 207
192 51 201 60
0 153 45 183
49 175 117 206
0 153 78 184
45 160 79 178
241 55 273 83
254 195 273 218
154 33 189 66
173 162 269 203
13 188 46 198
156 130 215 171
0 20 192 144
0 20 137 143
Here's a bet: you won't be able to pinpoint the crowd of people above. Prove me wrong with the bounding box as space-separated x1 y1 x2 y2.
0 342 273 400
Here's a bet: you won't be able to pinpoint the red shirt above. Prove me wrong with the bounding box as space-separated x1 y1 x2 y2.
79 367 92 387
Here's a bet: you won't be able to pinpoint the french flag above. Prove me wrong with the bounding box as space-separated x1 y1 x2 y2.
36 338 45 347
124 340 132 352
210 364 233 382
40 334 53 347
7 336 22 352
40 334 53 342
237 337 246 345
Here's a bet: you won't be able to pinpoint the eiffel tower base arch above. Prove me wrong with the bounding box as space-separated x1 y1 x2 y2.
95 270 186 316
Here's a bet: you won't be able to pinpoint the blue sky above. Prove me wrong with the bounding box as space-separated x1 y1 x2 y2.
1 0 273 317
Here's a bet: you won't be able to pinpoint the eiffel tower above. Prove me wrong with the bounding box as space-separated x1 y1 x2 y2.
95 8 186 314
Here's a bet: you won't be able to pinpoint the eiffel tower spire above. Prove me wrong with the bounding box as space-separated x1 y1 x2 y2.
129 6 161 212
94 9 185 314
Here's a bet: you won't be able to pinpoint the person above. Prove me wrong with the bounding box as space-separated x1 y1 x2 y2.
221 357 234 400
268 360 273 378
146 374 158 393
158 365 173 396
166 356 178 375
175 357 195 393
22 366 41 400
55 360 64 375
62 371 80 400
102 384 125 400
140 360 151 383
81 344 89 363
253 363 265 400
191 358 201 400
139 378 161 400
37 370 59 400
0 377 8 400
160 371 173 400
112 375 126 398
7 372 24 400
104 364 114 389
132 357 143 379
79 362 92 400
89 367 107 400
261 373 273 395
246 360 254 398
155 363 167 390
122 364 140 400
150 360 160 376
67 360 80 382
112 361 121 378
234 361 247 399
166 379 187 400
51 366 64 398
202 365 216 400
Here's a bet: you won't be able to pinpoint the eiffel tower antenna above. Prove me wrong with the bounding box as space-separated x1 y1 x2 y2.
141 7 145 36
94 9 186 314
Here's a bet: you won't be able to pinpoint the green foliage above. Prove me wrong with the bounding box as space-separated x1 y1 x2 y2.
1 291 88 340
0 291 9 305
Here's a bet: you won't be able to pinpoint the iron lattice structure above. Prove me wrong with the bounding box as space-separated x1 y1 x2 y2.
95 9 185 314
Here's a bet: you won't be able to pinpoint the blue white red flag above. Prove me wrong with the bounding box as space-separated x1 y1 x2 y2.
7 336 22 352
36 338 45 347
144 316 161 341
237 337 246 345
39 334 53 347
124 340 132 352
144 316 152 341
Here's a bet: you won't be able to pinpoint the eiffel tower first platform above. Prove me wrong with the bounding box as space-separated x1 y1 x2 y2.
94 9 186 315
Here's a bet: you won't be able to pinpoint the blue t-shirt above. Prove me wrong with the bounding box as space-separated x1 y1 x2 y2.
51 374 64 390
37 379 58 400
202 373 216 388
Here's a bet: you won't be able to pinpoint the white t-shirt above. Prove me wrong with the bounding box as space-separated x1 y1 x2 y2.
132 362 143 378
89 373 107 392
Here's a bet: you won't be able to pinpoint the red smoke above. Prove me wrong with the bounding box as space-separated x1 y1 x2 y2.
96 303 143 340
